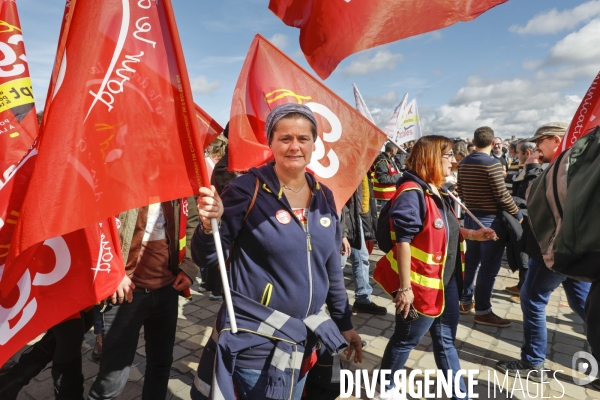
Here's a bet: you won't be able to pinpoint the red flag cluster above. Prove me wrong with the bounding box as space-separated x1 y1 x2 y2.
0 0 215 366
269 0 507 79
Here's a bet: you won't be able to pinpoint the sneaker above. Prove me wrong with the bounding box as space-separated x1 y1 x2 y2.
505 285 520 295
475 312 511 328
509 295 521 304
352 301 387 316
496 360 548 383
209 293 223 301
459 302 475 315
92 334 103 360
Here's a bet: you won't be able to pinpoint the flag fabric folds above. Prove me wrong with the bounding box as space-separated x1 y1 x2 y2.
269 0 507 79
228 34 387 212
383 94 408 143
4 0 210 292
352 84 374 124
557 71 600 158
0 0 210 365
0 0 38 174
394 99 422 146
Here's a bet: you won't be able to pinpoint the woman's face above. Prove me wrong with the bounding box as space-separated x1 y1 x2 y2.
441 149 457 177
270 117 314 174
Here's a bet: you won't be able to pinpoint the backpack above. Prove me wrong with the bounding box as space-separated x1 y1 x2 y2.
375 198 395 253
527 126 600 282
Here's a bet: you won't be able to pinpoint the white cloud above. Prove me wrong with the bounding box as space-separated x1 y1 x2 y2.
343 50 403 76
425 19 600 138
367 90 398 106
545 19 600 68
509 0 600 35
191 76 221 95
269 33 288 50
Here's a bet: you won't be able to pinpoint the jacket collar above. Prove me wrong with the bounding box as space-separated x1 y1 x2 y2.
249 162 321 200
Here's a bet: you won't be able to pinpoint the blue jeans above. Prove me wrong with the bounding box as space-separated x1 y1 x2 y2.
460 215 506 315
341 223 373 304
520 258 590 366
233 367 307 400
88 285 179 400
381 274 469 400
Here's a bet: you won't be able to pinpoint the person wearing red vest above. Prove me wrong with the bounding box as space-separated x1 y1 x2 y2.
370 142 401 201
373 136 497 399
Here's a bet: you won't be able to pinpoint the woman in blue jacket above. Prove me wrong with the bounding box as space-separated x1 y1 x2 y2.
190 103 362 400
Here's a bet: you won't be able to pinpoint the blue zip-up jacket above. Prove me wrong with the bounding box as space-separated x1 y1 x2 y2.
192 162 353 332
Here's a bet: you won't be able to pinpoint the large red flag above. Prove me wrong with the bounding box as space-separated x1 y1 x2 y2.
0 0 38 173
556 71 600 159
2 0 210 297
229 35 387 212
0 1 125 366
269 0 507 79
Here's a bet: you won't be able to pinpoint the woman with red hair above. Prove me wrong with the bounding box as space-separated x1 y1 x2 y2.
374 135 497 399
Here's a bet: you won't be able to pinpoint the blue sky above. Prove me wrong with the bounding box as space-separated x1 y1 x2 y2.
18 0 600 138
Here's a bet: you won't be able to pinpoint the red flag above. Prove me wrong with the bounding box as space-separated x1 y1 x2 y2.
0 1 124 366
0 216 124 366
269 0 507 79
2 0 209 296
555 71 600 159
0 0 38 173
229 35 387 212
195 103 222 149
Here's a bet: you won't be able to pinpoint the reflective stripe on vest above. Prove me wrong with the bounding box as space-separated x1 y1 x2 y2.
374 182 446 317
374 182 468 317
371 158 400 200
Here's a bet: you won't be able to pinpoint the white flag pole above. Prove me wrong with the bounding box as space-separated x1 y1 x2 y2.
446 191 486 230
211 218 237 333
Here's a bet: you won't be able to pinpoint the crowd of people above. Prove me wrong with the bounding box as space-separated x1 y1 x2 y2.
0 104 596 400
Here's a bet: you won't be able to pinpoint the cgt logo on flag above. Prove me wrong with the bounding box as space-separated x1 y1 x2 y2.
264 88 342 179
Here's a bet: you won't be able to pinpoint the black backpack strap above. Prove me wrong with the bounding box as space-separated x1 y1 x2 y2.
551 151 567 219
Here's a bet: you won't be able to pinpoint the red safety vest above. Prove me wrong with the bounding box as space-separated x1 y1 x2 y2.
373 181 466 317
371 157 400 200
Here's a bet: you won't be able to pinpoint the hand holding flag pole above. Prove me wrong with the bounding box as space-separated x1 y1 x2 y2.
162 1 237 333
446 191 486 230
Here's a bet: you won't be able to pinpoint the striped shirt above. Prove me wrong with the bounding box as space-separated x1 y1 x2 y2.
457 151 520 217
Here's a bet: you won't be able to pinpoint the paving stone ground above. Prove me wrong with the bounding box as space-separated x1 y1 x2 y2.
11 249 598 400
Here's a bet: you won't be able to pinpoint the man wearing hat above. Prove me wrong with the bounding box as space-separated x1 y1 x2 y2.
496 122 591 382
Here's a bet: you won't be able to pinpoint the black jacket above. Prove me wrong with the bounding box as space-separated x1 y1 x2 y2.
515 163 544 199
341 177 377 249
373 152 401 185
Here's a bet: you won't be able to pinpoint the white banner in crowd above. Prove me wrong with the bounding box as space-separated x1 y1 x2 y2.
384 93 408 139
352 83 375 123
393 98 422 145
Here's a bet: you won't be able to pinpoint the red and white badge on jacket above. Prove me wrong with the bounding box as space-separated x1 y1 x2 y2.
276 209 292 224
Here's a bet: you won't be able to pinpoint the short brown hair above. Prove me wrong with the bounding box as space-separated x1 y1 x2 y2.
406 135 453 187
473 126 494 148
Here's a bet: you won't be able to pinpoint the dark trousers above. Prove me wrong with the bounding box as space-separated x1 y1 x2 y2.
88 285 179 400
0 310 93 400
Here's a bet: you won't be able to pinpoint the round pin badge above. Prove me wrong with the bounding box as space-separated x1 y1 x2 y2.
433 218 444 229
320 217 331 227
276 209 292 224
